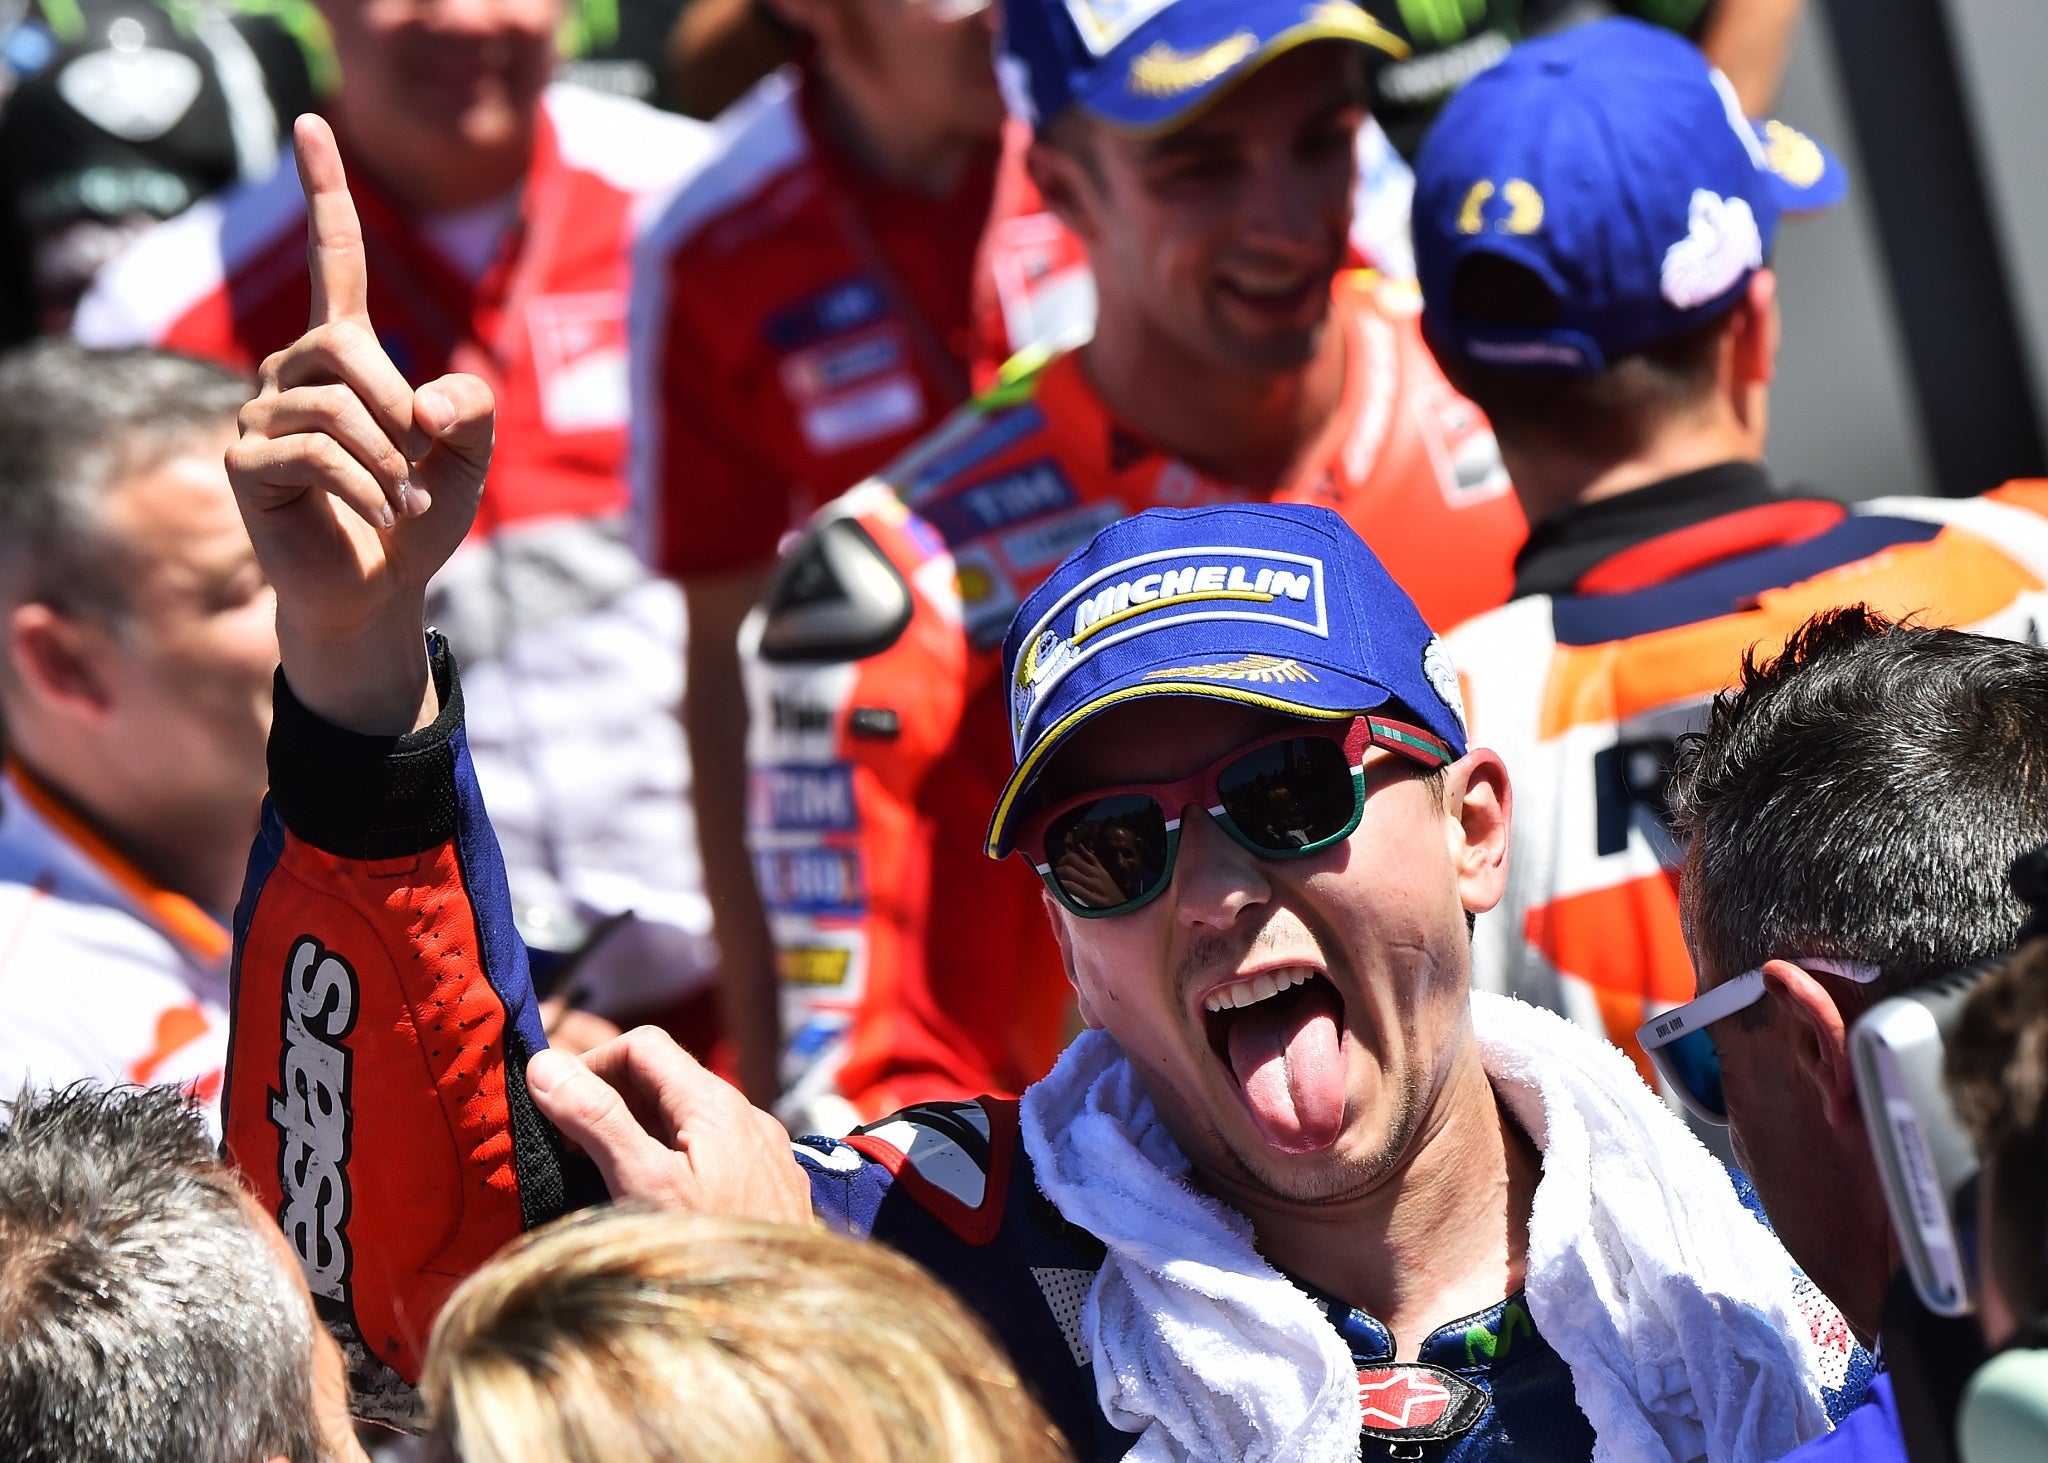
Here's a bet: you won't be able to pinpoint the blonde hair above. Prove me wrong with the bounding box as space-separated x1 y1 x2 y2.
420 1208 1073 1463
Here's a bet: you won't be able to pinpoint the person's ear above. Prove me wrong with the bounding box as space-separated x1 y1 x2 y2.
1733 267 1779 389
1444 748 1511 916
1026 135 1103 247
1759 957 1858 1128
8 602 115 720
1042 887 1103 1028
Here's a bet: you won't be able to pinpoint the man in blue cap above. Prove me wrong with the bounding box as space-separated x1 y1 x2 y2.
1413 19 2048 1103
220 139 1869 1444
738 0 1531 1135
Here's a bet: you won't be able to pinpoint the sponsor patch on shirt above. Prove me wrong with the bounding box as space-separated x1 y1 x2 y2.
1009 546 1329 746
901 403 1046 502
921 461 1078 543
778 326 904 401
799 375 924 453
527 292 629 434
999 500 1124 573
751 763 858 832
763 276 888 351
754 846 865 919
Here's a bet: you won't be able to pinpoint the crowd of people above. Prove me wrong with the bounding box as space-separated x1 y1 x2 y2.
2 0 2047 1458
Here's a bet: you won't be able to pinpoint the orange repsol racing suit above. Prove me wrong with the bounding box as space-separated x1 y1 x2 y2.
745 270 1528 1131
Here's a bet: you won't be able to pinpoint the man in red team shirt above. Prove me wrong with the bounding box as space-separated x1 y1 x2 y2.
628 0 1011 1100
74 0 721 1038
748 0 1528 1132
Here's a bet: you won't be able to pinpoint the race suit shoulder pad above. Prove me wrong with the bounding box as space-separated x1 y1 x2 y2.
267 633 466 860
756 515 913 665
844 1098 1018 1246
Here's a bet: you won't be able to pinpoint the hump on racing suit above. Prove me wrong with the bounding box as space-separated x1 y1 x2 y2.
746 271 1528 1133
1448 481 2048 1081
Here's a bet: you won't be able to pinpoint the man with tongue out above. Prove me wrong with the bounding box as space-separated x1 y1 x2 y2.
218 198 1866 1451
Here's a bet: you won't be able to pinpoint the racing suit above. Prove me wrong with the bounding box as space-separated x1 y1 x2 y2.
75 86 723 1016
225 649 1869 1452
749 270 1527 1130
1447 470 2048 1078
0 759 230 1129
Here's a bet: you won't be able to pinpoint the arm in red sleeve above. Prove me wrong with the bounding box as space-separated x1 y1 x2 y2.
223 635 605 1427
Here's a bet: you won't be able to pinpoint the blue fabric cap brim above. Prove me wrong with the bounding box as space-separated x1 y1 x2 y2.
1070 0 1408 134
984 644 1399 858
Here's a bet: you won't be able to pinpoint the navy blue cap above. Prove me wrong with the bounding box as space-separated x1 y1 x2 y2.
1412 17 1847 374
985 503 1470 857
995 0 1408 134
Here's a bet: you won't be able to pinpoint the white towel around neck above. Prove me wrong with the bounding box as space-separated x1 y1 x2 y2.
1017 991 1835 1463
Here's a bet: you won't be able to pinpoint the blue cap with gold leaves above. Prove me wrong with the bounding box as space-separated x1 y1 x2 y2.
1412 17 1847 374
995 0 1409 133
985 502 1470 857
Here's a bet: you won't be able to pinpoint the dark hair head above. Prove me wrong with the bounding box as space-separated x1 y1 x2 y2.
1670 606 2048 1008
1437 255 1730 459
1946 931 2048 1322
0 341 250 626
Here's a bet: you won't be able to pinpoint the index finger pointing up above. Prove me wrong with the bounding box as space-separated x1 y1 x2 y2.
294 113 369 327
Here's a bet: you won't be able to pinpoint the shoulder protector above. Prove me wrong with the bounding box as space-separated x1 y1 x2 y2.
846 1098 1017 1245
756 515 913 664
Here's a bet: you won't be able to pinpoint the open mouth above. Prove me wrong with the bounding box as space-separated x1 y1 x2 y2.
1200 966 1347 1155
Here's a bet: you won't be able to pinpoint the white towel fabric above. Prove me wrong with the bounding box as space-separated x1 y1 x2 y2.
1018 990 1834 1463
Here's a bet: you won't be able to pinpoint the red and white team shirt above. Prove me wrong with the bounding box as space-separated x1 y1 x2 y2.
75 86 725 1013
630 66 1003 580
0 761 230 1131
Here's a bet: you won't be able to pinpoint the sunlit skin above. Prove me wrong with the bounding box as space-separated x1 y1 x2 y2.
317 0 560 212
1030 44 1364 488
769 0 1005 193
5 429 278 914
1037 697 1540 1354
1684 941 1903 1346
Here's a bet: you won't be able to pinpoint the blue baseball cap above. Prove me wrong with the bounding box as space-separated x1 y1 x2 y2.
995 0 1409 134
985 503 1470 857
1412 17 1847 374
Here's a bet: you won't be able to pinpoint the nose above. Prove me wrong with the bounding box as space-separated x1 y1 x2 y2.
1234 152 1332 258
1171 804 1271 929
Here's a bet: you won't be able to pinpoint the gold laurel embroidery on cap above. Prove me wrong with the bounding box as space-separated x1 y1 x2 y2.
1763 120 1825 189
1143 654 1320 684
1499 178 1544 234
1457 180 1494 235
1127 31 1257 96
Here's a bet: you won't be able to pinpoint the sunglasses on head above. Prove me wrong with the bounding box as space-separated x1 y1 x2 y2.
1636 956 1881 1123
1015 714 1456 919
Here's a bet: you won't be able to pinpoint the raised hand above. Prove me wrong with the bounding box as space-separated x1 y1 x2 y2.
225 114 495 735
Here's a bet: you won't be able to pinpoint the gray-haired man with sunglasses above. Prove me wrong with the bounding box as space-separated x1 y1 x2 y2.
220 184 1872 1450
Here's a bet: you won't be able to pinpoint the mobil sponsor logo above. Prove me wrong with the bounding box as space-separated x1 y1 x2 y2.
1009 546 1328 745
903 403 1046 501
763 276 889 351
751 762 858 832
754 845 866 919
921 460 1077 544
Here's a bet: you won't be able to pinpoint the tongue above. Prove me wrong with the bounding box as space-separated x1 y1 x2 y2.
1225 979 1345 1153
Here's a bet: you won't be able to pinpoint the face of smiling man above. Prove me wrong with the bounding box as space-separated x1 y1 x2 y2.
1038 696 1511 1209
